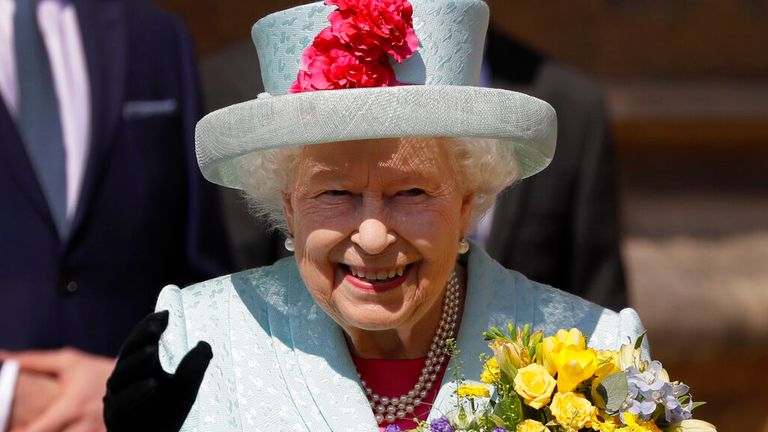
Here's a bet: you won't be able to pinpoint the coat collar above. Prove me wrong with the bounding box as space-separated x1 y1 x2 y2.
277 244 525 429
281 260 379 431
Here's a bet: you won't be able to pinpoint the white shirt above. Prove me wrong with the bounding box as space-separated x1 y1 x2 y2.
0 0 90 221
0 360 19 431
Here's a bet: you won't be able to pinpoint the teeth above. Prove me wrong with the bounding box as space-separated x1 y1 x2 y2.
348 265 407 281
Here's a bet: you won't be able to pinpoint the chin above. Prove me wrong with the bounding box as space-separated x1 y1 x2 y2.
340 309 410 332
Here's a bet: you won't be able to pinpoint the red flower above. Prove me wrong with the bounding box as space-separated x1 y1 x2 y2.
326 0 419 63
290 28 398 93
289 0 418 93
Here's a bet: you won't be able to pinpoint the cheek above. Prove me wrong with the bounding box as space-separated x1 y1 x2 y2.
392 196 465 245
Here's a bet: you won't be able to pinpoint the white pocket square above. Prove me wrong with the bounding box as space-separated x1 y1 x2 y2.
123 99 178 119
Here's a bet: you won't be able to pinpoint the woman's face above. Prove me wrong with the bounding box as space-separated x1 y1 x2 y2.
283 138 473 334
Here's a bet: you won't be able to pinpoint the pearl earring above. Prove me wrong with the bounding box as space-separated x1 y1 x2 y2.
284 236 295 252
458 237 470 254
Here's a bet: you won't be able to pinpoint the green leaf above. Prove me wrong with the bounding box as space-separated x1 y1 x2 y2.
493 394 523 429
596 371 629 414
634 331 647 350
690 401 707 410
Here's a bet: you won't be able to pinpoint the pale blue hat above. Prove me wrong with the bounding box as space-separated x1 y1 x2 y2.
195 0 557 189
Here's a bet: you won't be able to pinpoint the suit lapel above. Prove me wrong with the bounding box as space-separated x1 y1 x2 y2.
67 0 126 241
284 265 379 431
0 99 58 235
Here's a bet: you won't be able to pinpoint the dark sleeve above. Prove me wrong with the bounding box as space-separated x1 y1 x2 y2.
172 17 235 283
568 95 628 311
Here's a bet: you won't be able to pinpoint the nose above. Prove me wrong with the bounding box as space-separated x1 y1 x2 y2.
351 218 396 255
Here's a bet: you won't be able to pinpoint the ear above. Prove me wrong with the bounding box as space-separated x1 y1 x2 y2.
459 190 474 238
282 192 295 235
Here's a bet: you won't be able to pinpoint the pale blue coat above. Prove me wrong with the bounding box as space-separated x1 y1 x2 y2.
156 246 646 432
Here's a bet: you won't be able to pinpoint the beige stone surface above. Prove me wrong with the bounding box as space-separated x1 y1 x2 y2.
622 188 768 431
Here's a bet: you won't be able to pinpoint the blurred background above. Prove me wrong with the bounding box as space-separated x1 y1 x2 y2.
152 1 768 430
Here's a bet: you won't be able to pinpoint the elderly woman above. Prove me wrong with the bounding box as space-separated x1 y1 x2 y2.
103 0 646 431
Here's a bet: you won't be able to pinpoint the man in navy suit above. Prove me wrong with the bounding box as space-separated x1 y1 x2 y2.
0 0 232 429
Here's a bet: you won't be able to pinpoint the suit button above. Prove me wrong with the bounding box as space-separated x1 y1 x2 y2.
65 281 78 293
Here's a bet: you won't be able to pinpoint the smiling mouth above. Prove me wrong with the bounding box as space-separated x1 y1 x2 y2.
340 264 412 292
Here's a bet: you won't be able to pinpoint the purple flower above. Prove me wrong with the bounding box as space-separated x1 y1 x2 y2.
384 425 403 432
492 428 508 432
430 417 455 432
623 361 693 425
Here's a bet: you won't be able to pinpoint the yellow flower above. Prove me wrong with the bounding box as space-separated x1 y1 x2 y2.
513 363 556 409
617 413 663 432
593 417 619 432
552 346 599 393
457 383 490 398
540 328 587 376
549 392 597 432
481 357 501 384
516 419 551 432
552 328 587 349
665 419 717 432
491 339 531 372
618 343 649 372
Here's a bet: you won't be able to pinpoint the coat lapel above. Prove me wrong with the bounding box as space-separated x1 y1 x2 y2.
67 0 126 242
430 244 535 420
285 265 379 431
0 100 57 235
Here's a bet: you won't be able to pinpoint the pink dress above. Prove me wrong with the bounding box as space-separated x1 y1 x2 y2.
352 355 450 431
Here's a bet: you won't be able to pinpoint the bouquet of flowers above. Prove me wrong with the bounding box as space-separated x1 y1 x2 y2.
404 324 716 432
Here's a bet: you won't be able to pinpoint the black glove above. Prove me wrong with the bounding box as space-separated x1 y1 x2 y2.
103 310 212 432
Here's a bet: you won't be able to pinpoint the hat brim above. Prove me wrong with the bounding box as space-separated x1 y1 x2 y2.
195 85 557 189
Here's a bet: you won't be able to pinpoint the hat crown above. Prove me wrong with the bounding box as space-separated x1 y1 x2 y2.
252 0 490 96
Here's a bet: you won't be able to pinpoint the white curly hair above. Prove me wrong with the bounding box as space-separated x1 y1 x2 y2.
233 137 519 233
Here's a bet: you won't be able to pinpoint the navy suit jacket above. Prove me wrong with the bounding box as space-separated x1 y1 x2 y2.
0 0 233 356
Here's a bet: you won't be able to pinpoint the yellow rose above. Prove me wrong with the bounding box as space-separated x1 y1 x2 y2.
516 419 551 432
666 419 717 432
481 357 501 384
513 363 556 409
549 392 597 431
552 346 598 393
540 328 587 376
457 383 490 398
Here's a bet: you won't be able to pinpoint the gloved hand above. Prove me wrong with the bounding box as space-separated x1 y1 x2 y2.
103 310 212 432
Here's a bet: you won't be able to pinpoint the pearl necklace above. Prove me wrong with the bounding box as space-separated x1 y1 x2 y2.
357 271 461 425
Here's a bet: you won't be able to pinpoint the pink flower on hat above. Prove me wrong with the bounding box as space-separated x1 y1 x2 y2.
289 0 419 94
327 0 419 63
290 29 398 93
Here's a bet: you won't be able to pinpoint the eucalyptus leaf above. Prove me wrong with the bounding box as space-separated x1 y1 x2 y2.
596 371 629 414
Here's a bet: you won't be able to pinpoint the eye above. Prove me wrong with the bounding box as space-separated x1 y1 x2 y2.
398 188 425 197
323 190 351 196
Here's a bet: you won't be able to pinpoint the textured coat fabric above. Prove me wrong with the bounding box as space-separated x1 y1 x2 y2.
485 56 628 311
0 0 232 356
156 246 646 432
